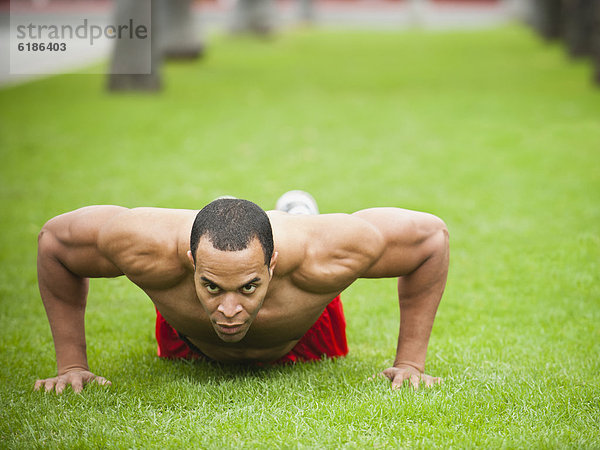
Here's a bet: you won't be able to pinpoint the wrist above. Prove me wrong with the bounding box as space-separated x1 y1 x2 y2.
393 360 424 373
58 364 89 376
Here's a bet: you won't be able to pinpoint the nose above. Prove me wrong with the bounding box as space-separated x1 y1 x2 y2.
217 295 243 319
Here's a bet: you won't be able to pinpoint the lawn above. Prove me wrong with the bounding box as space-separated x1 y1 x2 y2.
0 25 599 448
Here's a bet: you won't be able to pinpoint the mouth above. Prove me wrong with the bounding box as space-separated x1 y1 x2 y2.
215 323 246 335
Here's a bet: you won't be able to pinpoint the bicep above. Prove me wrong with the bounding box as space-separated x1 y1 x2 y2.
353 208 448 278
39 206 127 278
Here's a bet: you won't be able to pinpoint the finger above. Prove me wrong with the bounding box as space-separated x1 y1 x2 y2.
44 379 55 392
369 371 386 381
424 377 434 388
391 374 408 390
380 369 397 381
71 377 84 394
391 381 402 390
55 379 67 394
369 370 397 383
391 379 406 390
33 379 44 391
410 374 420 390
94 376 111 386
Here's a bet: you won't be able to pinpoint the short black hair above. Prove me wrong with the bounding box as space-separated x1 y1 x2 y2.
190 198 274 266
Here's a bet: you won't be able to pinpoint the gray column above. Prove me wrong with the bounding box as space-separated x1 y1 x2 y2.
107 0 163 92
162 0 203 60
298 0 315 24
409 0 428 27
563 0 596 58
503 0 534 23
530 0 563 39
592 0 600 84
230 0 276 36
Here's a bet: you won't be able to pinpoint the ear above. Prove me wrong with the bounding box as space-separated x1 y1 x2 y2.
187 250 195 270
268 251 278 278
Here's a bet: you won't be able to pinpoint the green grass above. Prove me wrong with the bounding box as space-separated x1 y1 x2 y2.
1 25 599 448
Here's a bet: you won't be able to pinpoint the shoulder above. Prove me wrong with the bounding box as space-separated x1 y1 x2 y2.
97 207 196 288
352 208 448 247
352 207 449 278
270 212 385 293
98 208 180 247
306 213 386 266
39 205 129 278
43 205 129 245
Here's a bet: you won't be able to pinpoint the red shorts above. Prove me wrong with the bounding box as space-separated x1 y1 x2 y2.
155 295 348 363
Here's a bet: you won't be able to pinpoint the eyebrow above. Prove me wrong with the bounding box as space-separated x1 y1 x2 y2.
200 276 261 290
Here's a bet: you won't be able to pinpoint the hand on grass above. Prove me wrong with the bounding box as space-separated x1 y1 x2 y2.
376 364 441 390
34 369 111 394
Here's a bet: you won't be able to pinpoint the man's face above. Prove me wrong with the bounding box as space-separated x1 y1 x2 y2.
190 236 276 343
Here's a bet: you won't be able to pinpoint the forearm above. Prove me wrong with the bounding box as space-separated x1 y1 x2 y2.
394 230 449 372
38 238 90 374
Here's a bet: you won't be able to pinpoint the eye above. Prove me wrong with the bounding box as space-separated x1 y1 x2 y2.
205 283 220 294
241 284 257 294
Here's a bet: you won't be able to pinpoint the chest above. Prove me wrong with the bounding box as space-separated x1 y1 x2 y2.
143 277 337 360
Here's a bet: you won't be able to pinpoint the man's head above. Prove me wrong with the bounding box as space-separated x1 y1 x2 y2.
187 199 278 343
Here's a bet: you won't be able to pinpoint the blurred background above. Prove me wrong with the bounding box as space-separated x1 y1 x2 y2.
2 0 599 87
1 1 599 446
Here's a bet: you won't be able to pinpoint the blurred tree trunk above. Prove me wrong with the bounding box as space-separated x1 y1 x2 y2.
531 0 563 39
162 0 204 60
502 0 533 23
409 0 428 27
107 0 163 91
562 0 596 57
231 0 276 36
298 0 315 24
592 0 600 84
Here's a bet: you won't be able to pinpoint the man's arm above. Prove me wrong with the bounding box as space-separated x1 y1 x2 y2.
353 208 449 389
34 206 126 393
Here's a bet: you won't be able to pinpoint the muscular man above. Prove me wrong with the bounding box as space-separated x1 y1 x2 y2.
34 192 449 394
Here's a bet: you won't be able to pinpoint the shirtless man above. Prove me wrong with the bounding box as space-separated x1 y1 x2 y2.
34 192 449 394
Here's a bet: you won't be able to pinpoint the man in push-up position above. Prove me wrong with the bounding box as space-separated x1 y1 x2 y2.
34 191 449 393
